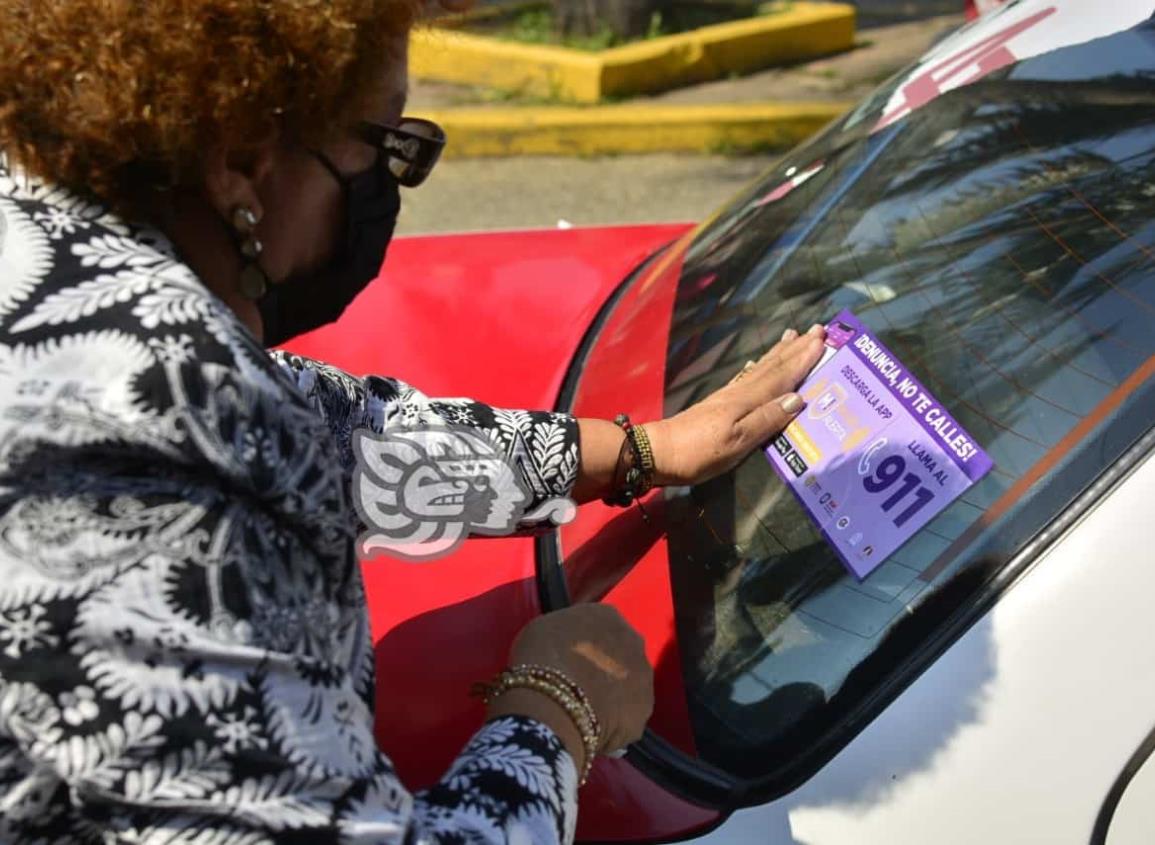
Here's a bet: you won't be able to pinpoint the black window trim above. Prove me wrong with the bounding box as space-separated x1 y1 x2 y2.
537 234 1155 818
536 243 671 615
1090 718 1155 845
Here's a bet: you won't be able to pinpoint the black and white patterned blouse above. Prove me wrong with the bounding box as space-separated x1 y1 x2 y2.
0 158 583 843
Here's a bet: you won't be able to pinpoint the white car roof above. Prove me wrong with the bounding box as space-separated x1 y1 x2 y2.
876 0 1154 130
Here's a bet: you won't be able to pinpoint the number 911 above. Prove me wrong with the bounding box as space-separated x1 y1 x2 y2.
863 455 935 527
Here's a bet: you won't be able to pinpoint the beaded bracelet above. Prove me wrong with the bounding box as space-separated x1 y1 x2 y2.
474 665 601 785
602 414 656 508
508 664 602 739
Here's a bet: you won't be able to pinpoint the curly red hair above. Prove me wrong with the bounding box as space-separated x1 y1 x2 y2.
0 0 423 213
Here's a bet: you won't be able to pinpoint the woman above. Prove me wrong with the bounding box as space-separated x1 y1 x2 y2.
0 1 825 842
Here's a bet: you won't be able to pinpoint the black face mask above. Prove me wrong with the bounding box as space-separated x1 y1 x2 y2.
258 150 401 346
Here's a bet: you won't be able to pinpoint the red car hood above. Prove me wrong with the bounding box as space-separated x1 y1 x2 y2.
285 224 690 409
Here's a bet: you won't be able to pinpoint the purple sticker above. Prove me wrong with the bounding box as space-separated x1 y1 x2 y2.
765 310 993 579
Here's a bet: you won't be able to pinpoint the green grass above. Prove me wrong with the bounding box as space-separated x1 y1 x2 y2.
472 0 780 51
499 7 670 50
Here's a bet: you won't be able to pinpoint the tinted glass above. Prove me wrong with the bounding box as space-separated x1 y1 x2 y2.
660 22 1155 777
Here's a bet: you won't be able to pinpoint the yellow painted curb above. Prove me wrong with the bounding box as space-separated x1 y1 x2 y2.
410 2 856 104
414 102 851 157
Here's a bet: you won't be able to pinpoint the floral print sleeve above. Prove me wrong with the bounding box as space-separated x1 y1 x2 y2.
0 160 580 843
268 351 581 554
268 351 581 517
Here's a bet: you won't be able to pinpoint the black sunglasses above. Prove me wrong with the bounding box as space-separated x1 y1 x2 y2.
356 118 446 188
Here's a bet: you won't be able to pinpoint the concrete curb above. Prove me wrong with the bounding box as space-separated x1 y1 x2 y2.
410 2 856 104
413 101 851 157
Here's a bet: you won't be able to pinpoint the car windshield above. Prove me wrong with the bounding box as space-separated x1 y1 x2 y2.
659 20 1155 778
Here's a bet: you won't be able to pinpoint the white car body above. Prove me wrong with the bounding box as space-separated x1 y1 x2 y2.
688 1 1155 841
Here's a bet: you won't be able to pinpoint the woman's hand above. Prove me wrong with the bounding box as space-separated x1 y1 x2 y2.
486 604 654 772
645 324 827 488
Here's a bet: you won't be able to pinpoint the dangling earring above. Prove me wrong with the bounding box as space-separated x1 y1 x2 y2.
231 206 270 301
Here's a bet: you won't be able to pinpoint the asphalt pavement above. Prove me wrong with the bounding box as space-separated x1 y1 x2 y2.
847 0 965 27
396 153 776 234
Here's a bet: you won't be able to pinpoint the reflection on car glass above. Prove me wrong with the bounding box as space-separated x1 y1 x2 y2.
660 21 1155 777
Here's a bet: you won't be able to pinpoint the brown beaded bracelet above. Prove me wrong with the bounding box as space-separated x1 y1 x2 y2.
603 414 656 508
473 665 601 785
